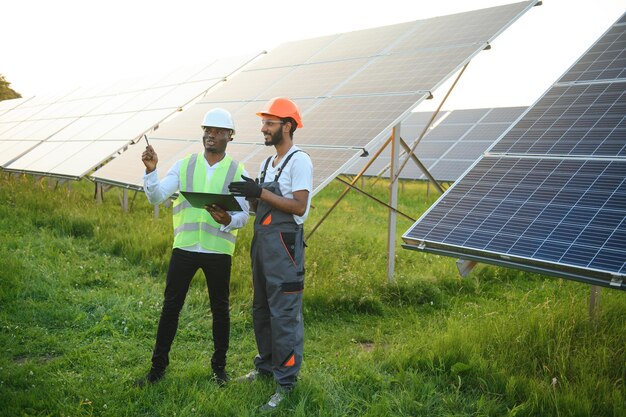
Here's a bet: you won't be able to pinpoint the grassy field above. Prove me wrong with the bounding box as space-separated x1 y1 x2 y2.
0 173 624 417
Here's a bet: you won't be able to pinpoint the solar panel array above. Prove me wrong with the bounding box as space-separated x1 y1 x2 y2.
91 1 539 193
0 54 259 178
344 106 527 181
403 13 626 290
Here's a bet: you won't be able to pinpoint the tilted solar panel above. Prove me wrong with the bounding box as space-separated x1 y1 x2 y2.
403 12 626 289
92 1 539 193
492 83 626 157
343 106 526 182
558 24 626 83
404 157 626 283
1 54 260 178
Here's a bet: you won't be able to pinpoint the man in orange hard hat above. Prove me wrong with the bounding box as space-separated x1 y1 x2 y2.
229 97 313 412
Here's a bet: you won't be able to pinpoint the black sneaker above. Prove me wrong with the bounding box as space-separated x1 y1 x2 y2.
134 368 164 388
213 368 230 387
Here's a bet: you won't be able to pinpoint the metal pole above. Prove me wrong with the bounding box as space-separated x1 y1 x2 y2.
589 285 601 321
95 183 103 204
122 189 129 212
387 123 401 283
399 138 445 194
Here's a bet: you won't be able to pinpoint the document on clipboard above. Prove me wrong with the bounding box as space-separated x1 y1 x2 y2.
179 191 243 211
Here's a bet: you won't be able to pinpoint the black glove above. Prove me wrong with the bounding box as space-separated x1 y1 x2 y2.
228 175 262 199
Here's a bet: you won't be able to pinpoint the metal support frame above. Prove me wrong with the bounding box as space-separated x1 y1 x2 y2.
399 138 445 194
95 182 103 203
589 285 601 321
306 134 393 240
305 63 471 281
389 63 469 190
303 62 475 282
387 123 401 282
456 259 477 277
119 189 129 212
334 177 415 222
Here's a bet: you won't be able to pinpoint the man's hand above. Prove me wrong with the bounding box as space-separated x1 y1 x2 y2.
142 145 158 173
228 175 262 199
206 204 231 226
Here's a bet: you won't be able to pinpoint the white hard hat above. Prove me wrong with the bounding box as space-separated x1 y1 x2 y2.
201 108 235 132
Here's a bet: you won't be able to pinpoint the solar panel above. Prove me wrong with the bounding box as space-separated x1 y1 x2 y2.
0 97 32 118
91 136 362 192
403 12 626 289
344 106 527 181
333 45 481 96
441 108 490 124
389 2 533 51
92 1 539 193
492 83 626 157
403 157 626 283
558 25 626 83
0 54 260 178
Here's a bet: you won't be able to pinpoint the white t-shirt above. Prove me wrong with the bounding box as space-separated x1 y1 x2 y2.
257 146 313 224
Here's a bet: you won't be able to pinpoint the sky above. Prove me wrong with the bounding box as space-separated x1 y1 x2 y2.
2 0 625 110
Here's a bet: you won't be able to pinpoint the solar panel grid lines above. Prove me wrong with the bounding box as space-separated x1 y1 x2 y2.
388 1 538 52
558 23 626 83
492 82 626 157
0 97 32 118
343 106 527 181
0 89 80 132
417 109 496 174
295 92 428 149
1 54 259 178
333 44 484 96
0 141 40 168
403 11 626 288
242 34 340 71
255 58 372 101
404 157 626 278
90 1 540 193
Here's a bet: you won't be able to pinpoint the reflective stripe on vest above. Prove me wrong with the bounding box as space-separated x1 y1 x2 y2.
172 153 244 255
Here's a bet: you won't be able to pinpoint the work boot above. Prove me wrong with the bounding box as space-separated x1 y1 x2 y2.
259 387 289 412
134 368 165 388
213 368 230 387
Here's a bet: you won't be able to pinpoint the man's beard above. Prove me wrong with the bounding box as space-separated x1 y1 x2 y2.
264 129 282 147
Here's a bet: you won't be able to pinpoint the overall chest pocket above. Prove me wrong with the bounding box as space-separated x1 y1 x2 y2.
280 232 296 265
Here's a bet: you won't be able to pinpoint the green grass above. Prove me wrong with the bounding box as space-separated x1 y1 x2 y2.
0 173 624 416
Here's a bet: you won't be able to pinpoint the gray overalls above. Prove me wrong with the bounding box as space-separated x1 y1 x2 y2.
251 151 305 390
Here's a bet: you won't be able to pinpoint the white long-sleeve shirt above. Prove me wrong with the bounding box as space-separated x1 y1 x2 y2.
143 155 250 254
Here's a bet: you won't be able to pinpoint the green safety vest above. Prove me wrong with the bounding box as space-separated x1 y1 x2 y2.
172 153 244 255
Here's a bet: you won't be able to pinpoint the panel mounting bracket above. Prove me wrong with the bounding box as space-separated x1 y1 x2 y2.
610 275 623 288
456 259 477 277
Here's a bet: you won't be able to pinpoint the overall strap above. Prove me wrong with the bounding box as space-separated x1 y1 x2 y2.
260 156 273 183
274 150 301 181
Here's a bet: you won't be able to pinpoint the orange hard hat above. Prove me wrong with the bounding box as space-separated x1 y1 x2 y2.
256 97 303 128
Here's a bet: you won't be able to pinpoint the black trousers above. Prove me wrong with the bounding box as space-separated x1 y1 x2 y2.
151 248 231 372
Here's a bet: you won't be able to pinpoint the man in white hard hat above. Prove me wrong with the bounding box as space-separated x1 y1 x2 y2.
136 108 249 387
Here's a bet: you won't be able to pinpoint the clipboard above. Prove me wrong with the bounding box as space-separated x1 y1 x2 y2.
180 191 243 211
